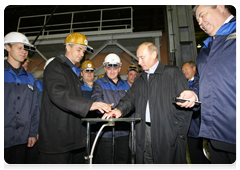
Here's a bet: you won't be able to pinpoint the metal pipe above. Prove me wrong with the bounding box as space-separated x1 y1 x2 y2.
112 126 115 164
86 122 90 164
88 121 115 164
32 5 58 45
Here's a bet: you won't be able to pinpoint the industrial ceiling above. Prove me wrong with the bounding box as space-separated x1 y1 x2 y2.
4 5 236 55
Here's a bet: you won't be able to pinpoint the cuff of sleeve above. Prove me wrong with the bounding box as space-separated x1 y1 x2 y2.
29 132 38 138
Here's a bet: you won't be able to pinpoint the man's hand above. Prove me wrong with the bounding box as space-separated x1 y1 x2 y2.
102 108 122 119
90 102 114 113
27 137 37 147
176 90 198 108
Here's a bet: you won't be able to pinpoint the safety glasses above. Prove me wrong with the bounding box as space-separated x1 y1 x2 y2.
86 46 94 53
23 44 36 52
107 64 119 68
128 66 137 69
84 69 94 73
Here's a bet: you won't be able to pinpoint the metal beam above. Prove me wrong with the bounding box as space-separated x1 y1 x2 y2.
88 40 110 60
114 41 138 61
117 52 136 66
36 49 48 61
28 31 162 46
94 65 104 74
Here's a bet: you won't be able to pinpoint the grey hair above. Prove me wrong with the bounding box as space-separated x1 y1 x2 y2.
182 61 197 68
192 5 233 17
65 43 76 51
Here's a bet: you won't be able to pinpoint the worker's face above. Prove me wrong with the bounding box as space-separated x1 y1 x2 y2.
196 5 226 36
6 43 28 63
66 44 86 65
182 63 196 80
104 63 121 82
81 69 95 82
137 45 157 71
127 70 138 85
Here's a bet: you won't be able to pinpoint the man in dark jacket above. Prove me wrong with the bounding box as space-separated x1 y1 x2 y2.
177 5 236 164
102 42 192 164
38 33 113 164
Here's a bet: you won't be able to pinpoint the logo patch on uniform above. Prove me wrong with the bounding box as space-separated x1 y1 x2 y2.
225 33 236 42
28 84 33 91
84 39 88 45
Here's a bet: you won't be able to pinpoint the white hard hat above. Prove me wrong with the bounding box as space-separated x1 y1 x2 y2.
103 53 122 66
4 32 33 49
44 57 55 70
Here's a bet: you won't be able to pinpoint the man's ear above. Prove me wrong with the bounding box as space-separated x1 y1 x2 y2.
152 51 157 59
5 44 11 52
118 66 121 72
66 44 71 52
193 66 196 72
217 5 225 14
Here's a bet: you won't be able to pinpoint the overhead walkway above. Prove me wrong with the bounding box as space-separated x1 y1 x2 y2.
16 6 162 78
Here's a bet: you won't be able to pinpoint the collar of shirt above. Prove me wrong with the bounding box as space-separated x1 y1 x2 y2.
61 55 76 68
224 15 234 24
188 77 194 82
61 55 81 77
107 75 123 87
144 60 159 74
5 60 26 75
213 15 234 40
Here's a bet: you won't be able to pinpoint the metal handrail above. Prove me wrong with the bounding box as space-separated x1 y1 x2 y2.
18 25 131 36
17 6 133 36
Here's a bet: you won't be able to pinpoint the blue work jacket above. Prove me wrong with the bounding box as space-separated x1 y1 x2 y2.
91 75 131 138
194 17 236 145
187 72 201 138
4 60 40 148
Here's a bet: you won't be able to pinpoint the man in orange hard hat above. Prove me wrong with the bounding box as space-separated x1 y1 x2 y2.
38 33 113 164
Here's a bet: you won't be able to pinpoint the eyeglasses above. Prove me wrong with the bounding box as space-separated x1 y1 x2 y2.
86 46 94 53
84 69 94 73
128 66 137 69
107 64 119 68
23 45 36 52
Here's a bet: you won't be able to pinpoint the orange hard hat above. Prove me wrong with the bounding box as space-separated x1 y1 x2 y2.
64 32 94 53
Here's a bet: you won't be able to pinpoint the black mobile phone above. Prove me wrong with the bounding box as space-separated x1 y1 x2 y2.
173 97 201 106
